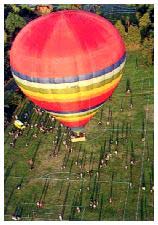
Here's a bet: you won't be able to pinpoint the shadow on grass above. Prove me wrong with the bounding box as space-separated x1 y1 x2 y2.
4 187 15 214
4 162 14 186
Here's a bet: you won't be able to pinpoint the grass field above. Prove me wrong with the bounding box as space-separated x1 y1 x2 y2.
4 50 154 221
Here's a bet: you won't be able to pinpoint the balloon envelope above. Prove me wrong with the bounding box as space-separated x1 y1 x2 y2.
10 10 126 132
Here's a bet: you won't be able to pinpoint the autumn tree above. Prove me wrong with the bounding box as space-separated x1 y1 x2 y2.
141 37 154 65
5 12 26 34
139 12 151 39
4 31 7 45
125 25 141 49
134 4 153 39
115 20 126 39
4 90 22 106
4 51 12 81
35 5 53 15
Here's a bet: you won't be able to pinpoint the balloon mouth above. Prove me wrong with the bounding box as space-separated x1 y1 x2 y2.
70 127 86 142
71 126 85 132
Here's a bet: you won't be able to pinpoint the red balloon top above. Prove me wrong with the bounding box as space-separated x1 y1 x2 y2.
10 10 125 78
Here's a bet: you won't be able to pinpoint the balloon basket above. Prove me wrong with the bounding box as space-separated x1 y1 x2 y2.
70 132 86 142
71 136 86 142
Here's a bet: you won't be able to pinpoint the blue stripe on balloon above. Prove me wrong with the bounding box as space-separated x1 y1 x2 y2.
11 53 126 84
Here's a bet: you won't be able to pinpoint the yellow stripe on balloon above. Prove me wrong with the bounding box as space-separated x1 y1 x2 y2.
14 70 121 94
19 74 122 102
55 111 96 122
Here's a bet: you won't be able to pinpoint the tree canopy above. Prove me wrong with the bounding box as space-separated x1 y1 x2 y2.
5 12 26 34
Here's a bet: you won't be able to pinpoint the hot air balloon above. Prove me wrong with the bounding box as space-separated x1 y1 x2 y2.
10 10 126 142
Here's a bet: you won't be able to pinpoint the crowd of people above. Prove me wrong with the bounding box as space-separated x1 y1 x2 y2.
9 128 23 148
6 103 151 221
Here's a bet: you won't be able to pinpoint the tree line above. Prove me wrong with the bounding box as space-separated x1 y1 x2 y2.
4 4 154 82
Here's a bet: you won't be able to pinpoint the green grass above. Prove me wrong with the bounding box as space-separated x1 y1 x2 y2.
4 50 154 221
